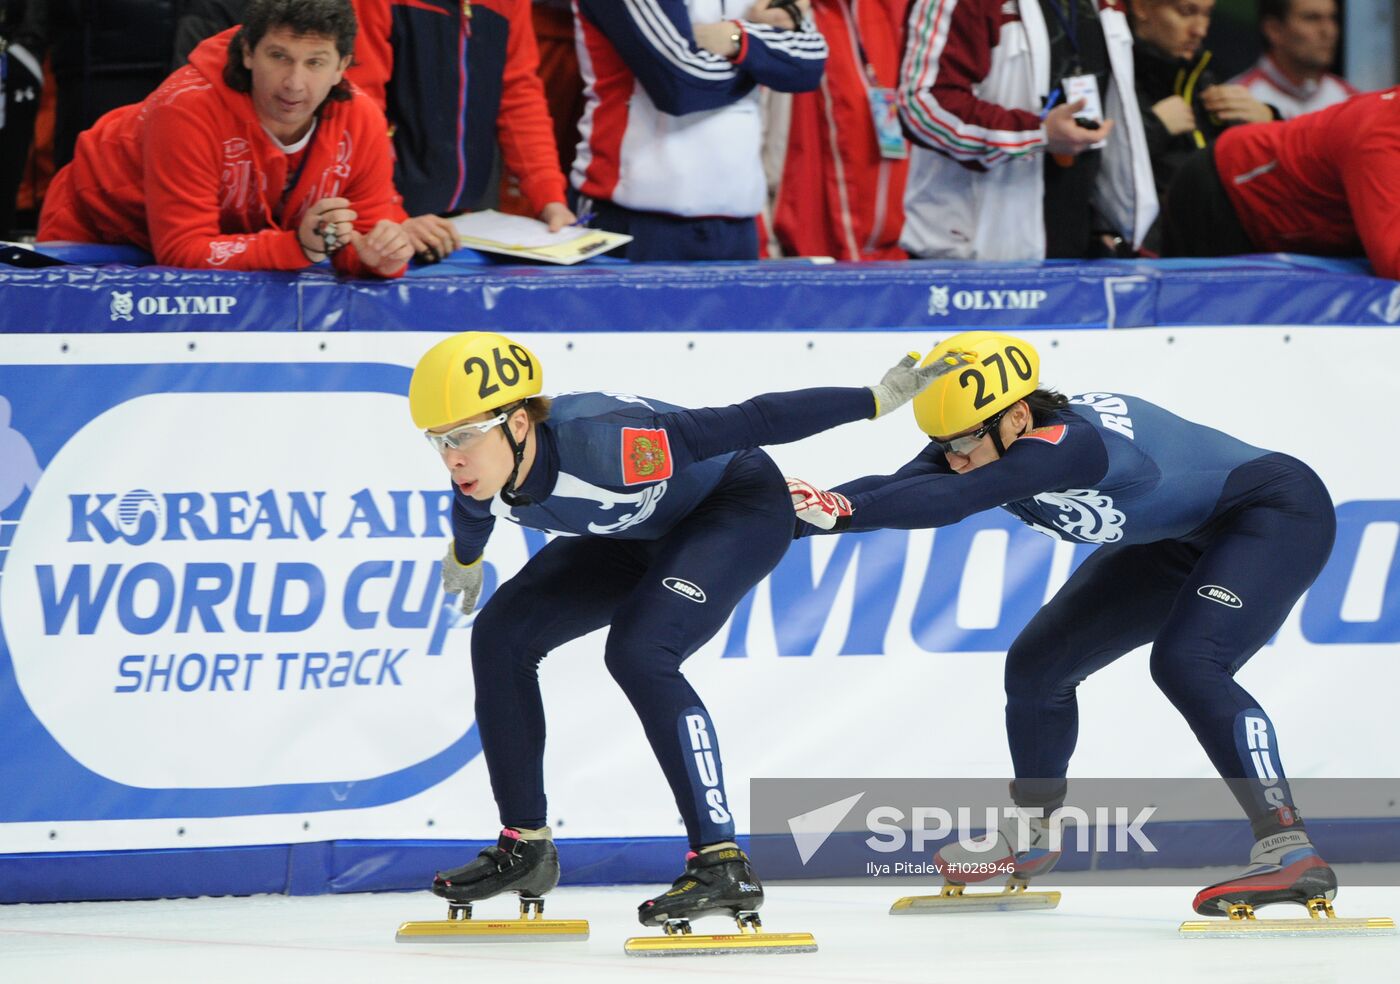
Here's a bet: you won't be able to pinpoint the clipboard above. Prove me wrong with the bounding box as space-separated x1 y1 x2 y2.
450 210 631 265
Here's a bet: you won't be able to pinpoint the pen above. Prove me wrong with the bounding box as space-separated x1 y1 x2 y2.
570 210 596 228
1040 87 1062 121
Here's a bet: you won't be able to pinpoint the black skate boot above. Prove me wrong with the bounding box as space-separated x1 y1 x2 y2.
638 846 764 929
431 828 560 912
1193 830 1337 917
625 847 818 954
397 828 589 942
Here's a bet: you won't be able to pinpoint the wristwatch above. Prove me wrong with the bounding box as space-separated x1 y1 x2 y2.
728 22 742 59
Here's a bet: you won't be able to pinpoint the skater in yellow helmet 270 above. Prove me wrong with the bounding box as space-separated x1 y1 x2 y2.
788 330 1347 925
409 330 957 947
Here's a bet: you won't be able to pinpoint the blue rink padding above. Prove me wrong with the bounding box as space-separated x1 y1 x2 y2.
2 253 1399 334
2 818 1397 903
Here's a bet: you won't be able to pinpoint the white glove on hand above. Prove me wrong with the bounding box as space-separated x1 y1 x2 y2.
441 546 484 615
868 350 974 418
787 477 853 531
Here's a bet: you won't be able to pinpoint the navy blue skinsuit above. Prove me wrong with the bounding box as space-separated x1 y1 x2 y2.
811 393 1336 838
453 388 875 848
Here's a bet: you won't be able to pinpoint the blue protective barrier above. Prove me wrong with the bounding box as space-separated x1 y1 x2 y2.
4 819 1397 903
2 254 1399 334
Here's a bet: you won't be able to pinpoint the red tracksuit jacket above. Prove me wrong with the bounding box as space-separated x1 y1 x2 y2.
772 0 908 261
39 28 407 276
1215 87 1400 281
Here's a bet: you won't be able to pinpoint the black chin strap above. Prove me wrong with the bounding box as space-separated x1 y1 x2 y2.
497 402 533 506
990 428 1008 458
989 407 1030 459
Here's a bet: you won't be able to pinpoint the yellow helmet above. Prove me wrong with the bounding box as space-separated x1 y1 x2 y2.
912 331 1040 438
409 331 543 429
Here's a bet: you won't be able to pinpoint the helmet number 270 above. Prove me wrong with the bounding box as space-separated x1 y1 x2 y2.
959 345 1034 410
463 345 536 400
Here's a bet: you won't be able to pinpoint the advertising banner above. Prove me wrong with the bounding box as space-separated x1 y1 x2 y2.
2 327 1398 868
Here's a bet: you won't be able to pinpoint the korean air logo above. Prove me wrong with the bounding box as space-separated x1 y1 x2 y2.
115 488 162 539
663 577 706 603
1198 585 1243 608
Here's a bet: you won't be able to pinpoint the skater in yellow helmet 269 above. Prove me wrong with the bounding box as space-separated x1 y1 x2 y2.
787 330 1369 931
403 330 961 951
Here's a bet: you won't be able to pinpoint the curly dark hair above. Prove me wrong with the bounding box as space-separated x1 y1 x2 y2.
223 0 358 104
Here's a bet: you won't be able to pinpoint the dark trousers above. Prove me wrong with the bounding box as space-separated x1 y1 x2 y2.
1161 145 1256 258
470 452 791 848
587 197 759 262
0 48 43 238
1005 454 1335 838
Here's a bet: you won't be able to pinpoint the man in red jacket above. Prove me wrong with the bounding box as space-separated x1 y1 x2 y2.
1162 87 1400 281
39 0 413 277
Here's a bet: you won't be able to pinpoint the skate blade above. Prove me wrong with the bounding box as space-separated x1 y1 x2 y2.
890 890 1061 914
395 918 589 943
623 931 817 956
1180 916 1395 938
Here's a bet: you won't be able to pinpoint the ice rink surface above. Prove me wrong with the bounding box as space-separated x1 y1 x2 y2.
3 875 1397 984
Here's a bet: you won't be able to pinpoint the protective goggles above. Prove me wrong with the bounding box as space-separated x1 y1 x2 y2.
423 412 507 453
934 408 1007 458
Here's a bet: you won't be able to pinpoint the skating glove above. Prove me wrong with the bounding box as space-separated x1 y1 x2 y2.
787 477 853 531
868 350 973 418
441 546 484 614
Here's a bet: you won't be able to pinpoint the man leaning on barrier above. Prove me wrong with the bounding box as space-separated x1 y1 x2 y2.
38 0 413 278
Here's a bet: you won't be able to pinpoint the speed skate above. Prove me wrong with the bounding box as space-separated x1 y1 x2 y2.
395 828 588 943
893 810 1062 914
1179 831 1394 938
623 846 817 956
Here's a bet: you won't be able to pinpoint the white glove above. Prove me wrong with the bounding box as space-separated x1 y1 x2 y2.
868 350 974 418
787 477 853 531
441 546 484 615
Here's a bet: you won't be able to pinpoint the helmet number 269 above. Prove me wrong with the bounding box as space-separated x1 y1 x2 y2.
463 345 536 400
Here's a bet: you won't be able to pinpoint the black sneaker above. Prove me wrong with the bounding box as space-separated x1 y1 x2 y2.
431 828 560 903
638 847 764 926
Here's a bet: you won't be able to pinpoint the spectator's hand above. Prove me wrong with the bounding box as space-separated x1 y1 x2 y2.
694 21 742 57
1151 95 1197 136
747 0 809 29
539 202 577 233
403 214 460 264
350 220 414 276
1200 85 1274 125
298 197 356 262
1044 99 1113 156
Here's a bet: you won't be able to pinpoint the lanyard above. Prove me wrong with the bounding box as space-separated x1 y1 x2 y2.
1045 0 1082 66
